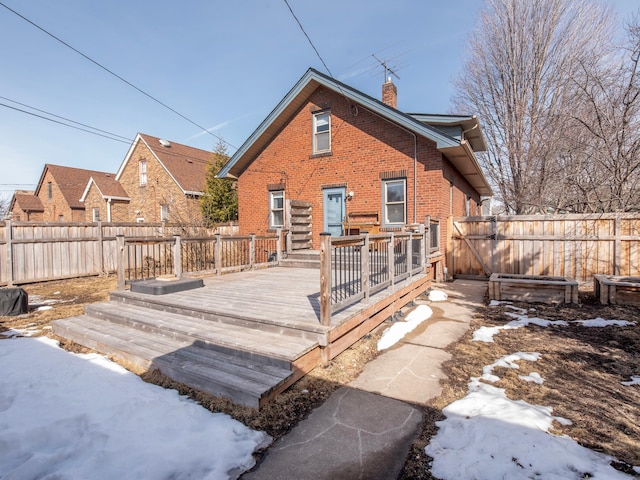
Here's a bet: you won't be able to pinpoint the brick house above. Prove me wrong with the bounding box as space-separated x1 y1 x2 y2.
115 133 213 224
7 190 44 221
80 172 130 222
34 164 118 222
218 68 492 276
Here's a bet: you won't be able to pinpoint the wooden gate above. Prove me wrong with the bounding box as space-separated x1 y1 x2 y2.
451 214 640 283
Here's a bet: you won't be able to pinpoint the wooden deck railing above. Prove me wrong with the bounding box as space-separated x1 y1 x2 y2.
116 232 281 290
319 229 428 326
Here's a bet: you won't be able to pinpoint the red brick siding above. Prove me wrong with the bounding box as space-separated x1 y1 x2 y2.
238 86 481 255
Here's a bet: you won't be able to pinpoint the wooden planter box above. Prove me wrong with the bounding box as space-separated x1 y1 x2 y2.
593 275 640 306
489 273 579 304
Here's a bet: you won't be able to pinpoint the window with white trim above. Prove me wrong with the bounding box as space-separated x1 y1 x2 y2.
382 178 406 225
160 204 169 222
312 111 331 154
92 208 100 222
139 160 147 186
269 190 284 228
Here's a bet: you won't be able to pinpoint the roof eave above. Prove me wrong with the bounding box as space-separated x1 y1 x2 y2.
439 141 493 197
218 68 461 179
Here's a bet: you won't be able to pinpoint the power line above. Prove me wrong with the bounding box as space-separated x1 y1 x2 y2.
0 95 131 142
282 0 334 78
0 1 237 150
0 102 132 144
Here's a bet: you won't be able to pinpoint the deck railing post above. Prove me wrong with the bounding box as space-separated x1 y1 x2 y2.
173 234 182 278
407 232 413 276
362 233 370 300
116 234 125 291
249 234 256 269
319 232 332 326
388 232 395 287
214 233 222 275
276 228 283 262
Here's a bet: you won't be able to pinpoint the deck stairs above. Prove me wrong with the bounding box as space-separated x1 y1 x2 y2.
279 250 320 269
52 290 321 409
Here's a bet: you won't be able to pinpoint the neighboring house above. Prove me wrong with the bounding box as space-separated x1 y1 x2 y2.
80 172 131 222
34 164 118 222
115 133 213 224
7 190 44 221
218 68 492 276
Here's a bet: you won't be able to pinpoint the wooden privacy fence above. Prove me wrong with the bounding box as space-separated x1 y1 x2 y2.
451 214 640 283
0 220 238 286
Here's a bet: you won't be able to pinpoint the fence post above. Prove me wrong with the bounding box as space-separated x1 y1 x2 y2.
319 232 332 326
614 214 621 276
276 228 283 262
249 234 256 269
362 233 370 300
97 221 105 274
116 234 125 291
214 233 222 275
173 234 182 278
6 220 13 287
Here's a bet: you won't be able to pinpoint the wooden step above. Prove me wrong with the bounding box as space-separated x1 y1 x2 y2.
279 250 320 269
107 290 329 344
52 315 293 408
84 302 316 369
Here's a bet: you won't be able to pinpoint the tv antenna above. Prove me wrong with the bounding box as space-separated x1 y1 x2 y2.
372 53 401 82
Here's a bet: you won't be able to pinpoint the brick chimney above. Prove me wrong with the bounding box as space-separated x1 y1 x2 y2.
382 78 397 109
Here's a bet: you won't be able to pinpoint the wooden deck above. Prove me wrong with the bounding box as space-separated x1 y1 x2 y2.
52 266 430 408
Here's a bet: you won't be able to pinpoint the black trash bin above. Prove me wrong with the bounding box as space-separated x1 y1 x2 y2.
0 288 29 316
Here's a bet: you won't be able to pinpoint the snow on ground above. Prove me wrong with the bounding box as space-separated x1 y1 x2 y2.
426 303 639 479
377 304 433 350
0 335 271 480
473 301 636 343
428 289 448 302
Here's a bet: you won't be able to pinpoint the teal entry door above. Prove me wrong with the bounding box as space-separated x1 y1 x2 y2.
323 187 346 236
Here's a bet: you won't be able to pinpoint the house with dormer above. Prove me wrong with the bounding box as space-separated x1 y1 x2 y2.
115 133 213 224
217 68 492 278
33 164 119 222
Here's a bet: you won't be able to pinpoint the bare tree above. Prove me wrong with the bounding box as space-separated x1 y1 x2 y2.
454 0 616 214
566 14 640 212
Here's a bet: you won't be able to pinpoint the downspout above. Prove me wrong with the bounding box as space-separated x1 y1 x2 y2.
364 107 418 223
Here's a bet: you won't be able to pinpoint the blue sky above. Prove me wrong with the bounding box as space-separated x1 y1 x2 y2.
1 0 638 203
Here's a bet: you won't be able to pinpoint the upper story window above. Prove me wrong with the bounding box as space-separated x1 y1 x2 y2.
313 111 331 154
269 190 284 228
47 182 53 200
139 160 147 186
382 178 406 226
92 208 101 222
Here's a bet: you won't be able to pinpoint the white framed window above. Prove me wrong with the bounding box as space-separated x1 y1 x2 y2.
139 160 147 186
160 204 169 222
313 111 331 154
269 190 284 228
382 178 406 225
92 207 101 222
